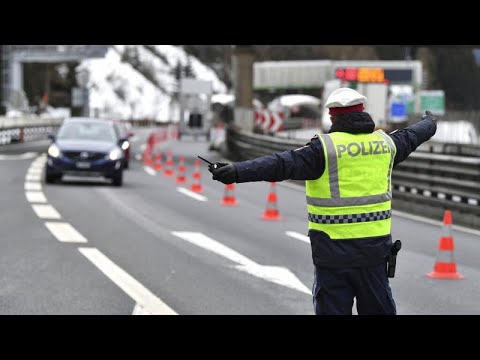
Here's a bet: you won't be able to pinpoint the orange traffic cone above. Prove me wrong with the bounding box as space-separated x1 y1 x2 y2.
176 155 187 184
190 160 203 193
261 182 282 221
153 153 163 171
163 151 175 177
143 147 153 166
426 210 464 279
221 183 237 206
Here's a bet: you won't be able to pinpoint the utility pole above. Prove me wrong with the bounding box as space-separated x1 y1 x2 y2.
0 45 4 115
232 45 254 131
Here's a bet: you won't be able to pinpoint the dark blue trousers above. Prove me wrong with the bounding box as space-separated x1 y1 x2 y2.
312 264 397 315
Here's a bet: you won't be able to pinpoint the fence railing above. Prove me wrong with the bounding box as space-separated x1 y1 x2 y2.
225 125 480 228
0 116 64 145
0 117 168 146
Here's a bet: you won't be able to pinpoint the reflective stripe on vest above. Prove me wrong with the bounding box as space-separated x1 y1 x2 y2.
306 130 396 240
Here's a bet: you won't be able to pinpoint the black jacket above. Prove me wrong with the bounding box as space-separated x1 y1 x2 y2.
233 113 437 268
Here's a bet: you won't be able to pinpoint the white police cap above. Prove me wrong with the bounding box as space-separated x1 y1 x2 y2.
325 87 367 109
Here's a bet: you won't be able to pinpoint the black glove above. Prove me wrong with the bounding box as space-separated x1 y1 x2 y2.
422 110 437 124
209 163 238 184
208 162 228 172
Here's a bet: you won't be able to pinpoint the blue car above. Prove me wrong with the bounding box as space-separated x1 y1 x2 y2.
45 117 127 186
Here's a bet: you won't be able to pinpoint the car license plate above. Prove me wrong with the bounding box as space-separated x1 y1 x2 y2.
76 161 91 169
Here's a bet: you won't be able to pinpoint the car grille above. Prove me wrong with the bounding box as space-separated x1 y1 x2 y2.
63 151 106 161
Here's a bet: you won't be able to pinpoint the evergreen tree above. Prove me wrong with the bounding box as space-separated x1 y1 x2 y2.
183 56 195 78
170 59 183 100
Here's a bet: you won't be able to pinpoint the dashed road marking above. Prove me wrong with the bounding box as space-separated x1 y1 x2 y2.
25 182 42 191
171 231 310 294
176 187 207 202
132 303 152 315
79 247 177 315
26 174 41 181
24 154 178 315
45 222 88 243
27 168 43 175
31 204 61 219
25 191 47 203
285 231 310 243
144 166 156 176
30 162 45 169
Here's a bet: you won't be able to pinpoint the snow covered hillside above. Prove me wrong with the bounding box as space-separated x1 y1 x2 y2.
77 45 228 122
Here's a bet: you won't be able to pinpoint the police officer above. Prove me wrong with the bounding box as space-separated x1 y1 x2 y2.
208 88 437 315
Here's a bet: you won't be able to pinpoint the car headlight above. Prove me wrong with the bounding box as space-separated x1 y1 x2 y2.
48 144 62 158
106 148 122 161
121 141 130 150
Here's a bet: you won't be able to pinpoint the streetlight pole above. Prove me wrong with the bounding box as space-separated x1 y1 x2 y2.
75 68 90 117
0 45 5 115
232 45 254 131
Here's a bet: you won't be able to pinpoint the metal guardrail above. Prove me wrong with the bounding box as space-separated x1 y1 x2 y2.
0 116 64 129
0 117 174 146
417 141 480 157
0 116 64 145
225 126 480 228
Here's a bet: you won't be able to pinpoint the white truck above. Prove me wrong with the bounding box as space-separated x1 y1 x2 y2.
178 78 213 141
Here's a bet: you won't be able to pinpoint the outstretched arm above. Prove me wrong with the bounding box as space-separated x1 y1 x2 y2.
210 136 326 184
390 111 437 167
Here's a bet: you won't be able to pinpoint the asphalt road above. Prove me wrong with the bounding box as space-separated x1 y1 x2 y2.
0 128 479 315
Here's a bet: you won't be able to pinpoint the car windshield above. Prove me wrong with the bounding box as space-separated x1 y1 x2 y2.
57 121 117 142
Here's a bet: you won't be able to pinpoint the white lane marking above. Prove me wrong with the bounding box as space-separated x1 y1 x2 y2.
0 152 38 160
176 187 208 202
393 209 480 237
144 166 156 176
25 191 47 203
31 204 61 219
132 303 152 315
30 162 45 169
286 231 310 243
171 231 310 295
78 247 177 315
173 231 256 267
44 222 88 243
27 168 43 175
25 182 42 190
26 174 41 181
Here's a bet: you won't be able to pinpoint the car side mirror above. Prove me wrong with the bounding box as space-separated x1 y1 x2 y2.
47 133 56 142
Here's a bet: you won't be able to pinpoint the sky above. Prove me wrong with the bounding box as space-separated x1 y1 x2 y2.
76 45 227 122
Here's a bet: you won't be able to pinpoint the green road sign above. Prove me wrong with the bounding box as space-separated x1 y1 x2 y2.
420 90 445 115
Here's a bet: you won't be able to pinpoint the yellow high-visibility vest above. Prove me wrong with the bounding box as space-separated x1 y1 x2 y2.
306 130 397 239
